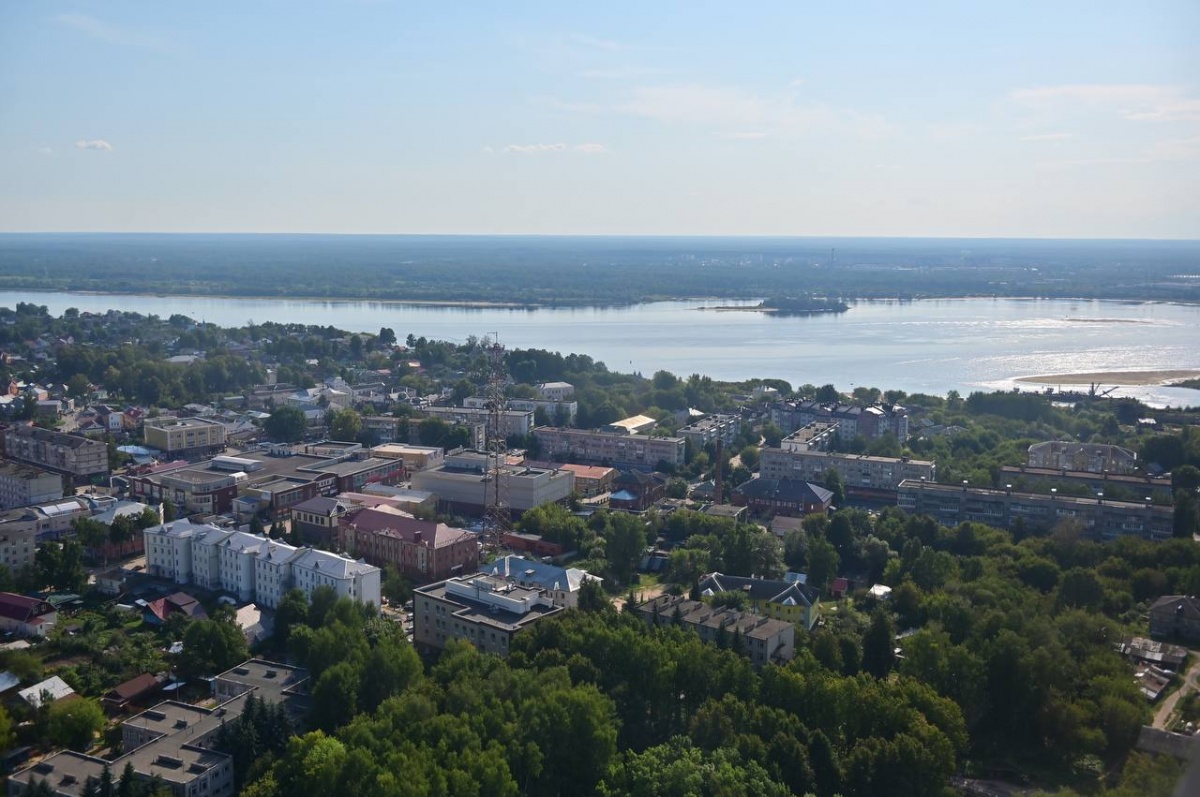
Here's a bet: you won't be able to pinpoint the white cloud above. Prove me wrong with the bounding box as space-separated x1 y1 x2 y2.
580 83 892 140
1011 84 1200 122
75 139 113 151
500 142 608 155
578 66 674 80
505 143 567 154
570 34 626 51
715 131 769 140
54 13 173 54
36 147 53 156
1020 132 1074 142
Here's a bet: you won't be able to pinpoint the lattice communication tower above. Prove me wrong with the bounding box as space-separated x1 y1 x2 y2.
481 338 511 548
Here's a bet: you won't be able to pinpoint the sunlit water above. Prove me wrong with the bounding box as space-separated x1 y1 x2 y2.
7 292 1199 408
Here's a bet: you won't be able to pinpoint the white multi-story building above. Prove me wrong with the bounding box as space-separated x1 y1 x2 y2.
0 461 63 511
760 448 935 491
144 519 213 583
254 540 301 609
538 382 575 401
143 522 380 608
189 526 234 590
290 548 381 607
216 532 267 602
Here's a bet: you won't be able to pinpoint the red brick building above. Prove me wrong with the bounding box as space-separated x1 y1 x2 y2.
338 506 478 583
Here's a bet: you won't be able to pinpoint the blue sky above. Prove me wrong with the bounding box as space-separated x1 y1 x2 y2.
1 1 1197 237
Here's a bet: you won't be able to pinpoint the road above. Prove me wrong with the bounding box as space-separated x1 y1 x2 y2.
1154 653 1200 730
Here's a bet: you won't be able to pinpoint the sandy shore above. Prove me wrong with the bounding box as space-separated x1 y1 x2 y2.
1015 369 1200 386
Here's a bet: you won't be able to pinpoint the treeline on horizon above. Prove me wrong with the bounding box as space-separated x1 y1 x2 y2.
0 234 1197 306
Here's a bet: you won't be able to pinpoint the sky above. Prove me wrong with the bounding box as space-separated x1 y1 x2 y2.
0 1 1198 238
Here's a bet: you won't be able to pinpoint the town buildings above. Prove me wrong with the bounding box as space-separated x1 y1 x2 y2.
370 443 445 472
0 521 36 574
10 659 309 797
636 594 795 667
677 414 743 448
1027 441 1138 475
1149 596 1200 642
697 572 821 631
0 592 57 637
2 425 108 479
413 572 565 656
779 421 840 452
421 405 534 438
770 400 908 441
732 478 834 517
523 462 615 497
897 479 1174 541
409 450 574 514
288 495 355 546
337 505 479 582
142 417 228 459
143 519 382 607
128 449 403 519
0 461 62 511
997 465 1173 502
481 554 599 608
760 448 936 493
533 426 687 469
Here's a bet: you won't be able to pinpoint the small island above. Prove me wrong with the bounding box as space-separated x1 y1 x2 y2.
702 295 850 316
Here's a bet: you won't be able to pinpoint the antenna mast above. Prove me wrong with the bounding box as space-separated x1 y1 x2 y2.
482 336 511 550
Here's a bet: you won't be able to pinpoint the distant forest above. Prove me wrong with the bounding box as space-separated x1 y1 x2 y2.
0 234 1197 307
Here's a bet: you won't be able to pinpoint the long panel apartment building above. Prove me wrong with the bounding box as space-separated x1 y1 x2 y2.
897 479 1174 541
533 426 686 469
2 424 108 479
421 405 534 438
770 400 908 440
0 461 63 510
144 519 381 607
760 447 935 491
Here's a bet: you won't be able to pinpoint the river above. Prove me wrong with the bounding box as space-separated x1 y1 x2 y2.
7 292 1200 408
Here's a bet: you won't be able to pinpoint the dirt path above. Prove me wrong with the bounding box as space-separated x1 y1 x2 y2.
611 583 669 613
1154 654 1200 729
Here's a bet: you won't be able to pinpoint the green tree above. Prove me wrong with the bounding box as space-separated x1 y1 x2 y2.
806 537 840 591
861 609 896 679
578 577 612 613
264 405 307 443
180 618 250 678
48 697 106 751
327 408 362 442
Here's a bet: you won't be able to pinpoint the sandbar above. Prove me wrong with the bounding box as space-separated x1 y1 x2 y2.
1015 369 1200 386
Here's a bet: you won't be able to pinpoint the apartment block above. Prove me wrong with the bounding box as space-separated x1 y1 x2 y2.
897 479 1174 541
143 417 228 458
637 594 795 667
780 421 840 452
1027 441 1138 475
2 424 108 479
143 520 381 607
770 400 908 441
0 460 63 510
413 572 565 657
421 405 534 438
677 414 743 448
761 447 935 491
533 427 686 469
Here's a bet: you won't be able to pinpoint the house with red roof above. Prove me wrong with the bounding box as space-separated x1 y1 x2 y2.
0 592 57 637
338 506 478 583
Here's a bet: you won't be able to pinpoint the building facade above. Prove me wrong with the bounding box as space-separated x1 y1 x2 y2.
2 425 108 479
637 594 795 667
410 451 575 514
897 479 1174 541
1027 441 1138 474
338 506 479 583
761 447 936 491
770 400 908 441
677 414 743 448
413 573 565 656
533 427 686 469
0 461 63 511
143 417 229 458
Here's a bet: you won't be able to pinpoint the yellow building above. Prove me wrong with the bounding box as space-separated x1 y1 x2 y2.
698 572 820 631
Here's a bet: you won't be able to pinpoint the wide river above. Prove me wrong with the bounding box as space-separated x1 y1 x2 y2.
7 292 1200 408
